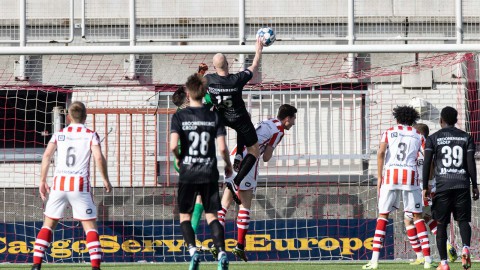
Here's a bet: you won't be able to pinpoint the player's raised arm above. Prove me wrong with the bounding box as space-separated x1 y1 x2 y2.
91 144 112 193
39 142 57 201
247 38 264 74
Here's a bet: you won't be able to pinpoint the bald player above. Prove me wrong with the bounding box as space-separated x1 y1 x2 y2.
204 39 264 192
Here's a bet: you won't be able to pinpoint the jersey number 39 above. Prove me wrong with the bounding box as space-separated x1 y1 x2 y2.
441 145 463 167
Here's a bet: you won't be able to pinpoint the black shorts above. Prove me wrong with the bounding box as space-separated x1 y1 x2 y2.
177 182 221 214
224 114 258 148
432 188 471 224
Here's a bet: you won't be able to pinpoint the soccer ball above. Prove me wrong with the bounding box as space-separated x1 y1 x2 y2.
447 242 458 263
256 27 276 47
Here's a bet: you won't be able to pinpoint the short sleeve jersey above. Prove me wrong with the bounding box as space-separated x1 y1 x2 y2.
425 126 475 192
48 123 100 192
380 125 424 190
170 106 226 184
235 118 285 157
205 70 253 121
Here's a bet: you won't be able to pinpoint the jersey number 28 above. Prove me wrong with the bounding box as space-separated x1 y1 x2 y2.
188 131 210 156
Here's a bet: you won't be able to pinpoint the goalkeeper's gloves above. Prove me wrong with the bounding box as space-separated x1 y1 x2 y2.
198 63 208 75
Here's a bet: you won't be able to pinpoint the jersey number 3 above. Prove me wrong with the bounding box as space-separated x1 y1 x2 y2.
396 142 407 161
188 131 210 156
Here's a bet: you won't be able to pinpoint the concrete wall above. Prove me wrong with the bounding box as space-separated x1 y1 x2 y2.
3 0 480 19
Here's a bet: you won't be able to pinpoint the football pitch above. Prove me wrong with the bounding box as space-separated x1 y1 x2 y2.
0 262 470 270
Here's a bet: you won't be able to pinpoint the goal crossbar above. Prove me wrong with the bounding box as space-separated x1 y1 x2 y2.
0 44 480 55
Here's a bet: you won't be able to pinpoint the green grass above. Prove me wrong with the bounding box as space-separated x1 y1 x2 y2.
0 262 472 270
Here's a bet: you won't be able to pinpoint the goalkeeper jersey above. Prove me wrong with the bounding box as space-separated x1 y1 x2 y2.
205 69 253 121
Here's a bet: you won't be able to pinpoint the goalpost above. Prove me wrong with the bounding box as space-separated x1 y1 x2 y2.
0 45 478 264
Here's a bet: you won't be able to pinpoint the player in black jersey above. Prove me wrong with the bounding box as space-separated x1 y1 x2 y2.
423 106 478 270
205 38 264 192
170 73 233 270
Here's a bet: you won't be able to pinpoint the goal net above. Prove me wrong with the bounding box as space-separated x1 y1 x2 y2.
0 49 479 264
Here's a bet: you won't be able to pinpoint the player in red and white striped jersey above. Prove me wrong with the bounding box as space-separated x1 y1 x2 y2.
363 106 432 270
31 102 112 270
217 104 297 262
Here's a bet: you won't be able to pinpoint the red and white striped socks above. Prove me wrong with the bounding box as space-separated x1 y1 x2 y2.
371 217 388 262
33 226 53 265
414 219 432 263
217 206 228 227
427 219 437 235
406 225 423 259
86 229 102 268
236 208 251 247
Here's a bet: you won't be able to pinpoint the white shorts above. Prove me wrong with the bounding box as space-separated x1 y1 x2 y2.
378 186 423 214
405 205 431 220
225 157 259 192
44 190 97 220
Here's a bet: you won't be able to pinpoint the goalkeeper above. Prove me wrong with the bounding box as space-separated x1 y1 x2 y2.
204 38 264 195
215 104 297 262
